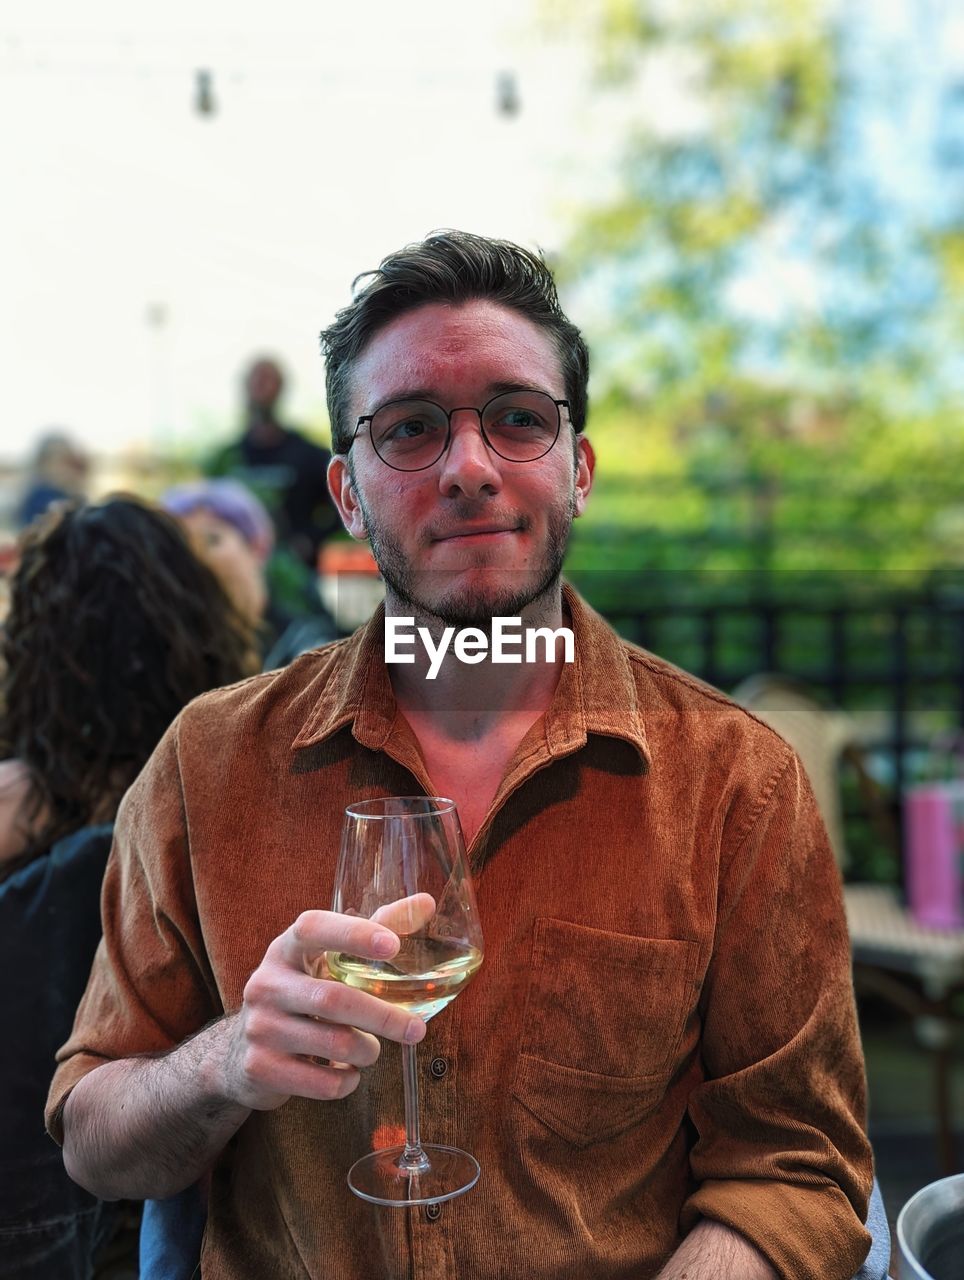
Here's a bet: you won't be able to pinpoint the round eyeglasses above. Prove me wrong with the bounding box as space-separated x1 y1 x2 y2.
352 389 569 472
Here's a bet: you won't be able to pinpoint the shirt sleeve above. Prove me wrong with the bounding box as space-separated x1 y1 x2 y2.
680 744 874 1280
45 718 221 1144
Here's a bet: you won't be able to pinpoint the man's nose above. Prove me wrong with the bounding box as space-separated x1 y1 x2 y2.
437 411 502 498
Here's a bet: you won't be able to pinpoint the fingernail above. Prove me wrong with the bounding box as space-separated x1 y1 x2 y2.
405 1018 425 1044
372 931 396 956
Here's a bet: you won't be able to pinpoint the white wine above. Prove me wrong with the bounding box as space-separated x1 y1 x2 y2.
324 936 483 1021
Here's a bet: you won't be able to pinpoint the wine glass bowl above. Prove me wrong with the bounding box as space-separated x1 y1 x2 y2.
327 796 484 1206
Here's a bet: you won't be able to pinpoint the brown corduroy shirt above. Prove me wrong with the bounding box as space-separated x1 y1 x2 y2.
47 586 872 1280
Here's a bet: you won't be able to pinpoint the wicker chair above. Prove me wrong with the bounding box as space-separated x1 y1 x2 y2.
732 674 964 1176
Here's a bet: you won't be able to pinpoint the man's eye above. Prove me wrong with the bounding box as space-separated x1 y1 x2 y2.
390 418 427 439
494 410 540 430
381 416 446 445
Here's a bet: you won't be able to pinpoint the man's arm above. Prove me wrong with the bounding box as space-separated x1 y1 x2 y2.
63 1017 248 1201
654 1220 777 1280
61 910 426 1201
678 747 873 1280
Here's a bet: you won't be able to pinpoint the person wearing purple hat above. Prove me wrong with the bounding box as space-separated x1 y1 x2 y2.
161 480 274 628
161 478 338 668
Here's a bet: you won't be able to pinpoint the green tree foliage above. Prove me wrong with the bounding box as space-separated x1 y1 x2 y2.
546 0 964 579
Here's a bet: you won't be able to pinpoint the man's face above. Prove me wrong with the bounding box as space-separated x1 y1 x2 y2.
246 360 283 412
328 300 593 627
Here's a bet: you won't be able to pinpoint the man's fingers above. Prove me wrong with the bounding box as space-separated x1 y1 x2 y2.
278 910 400 967
371 893 436 936
252 1048 362 1104
233 908 432 1109
309 975 426 1044
251 968 425 1045
245 1005 382 1068
249 910 429 1051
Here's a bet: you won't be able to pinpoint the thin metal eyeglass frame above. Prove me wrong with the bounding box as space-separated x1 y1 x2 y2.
351 391 571 472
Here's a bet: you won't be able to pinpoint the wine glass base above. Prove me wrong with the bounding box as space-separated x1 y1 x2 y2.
347 1144 480 1207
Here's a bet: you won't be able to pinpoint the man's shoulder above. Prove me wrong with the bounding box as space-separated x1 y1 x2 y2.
203 438 244 475
615 634 793 762
569 587 791 765
620 637 733 709
175 637 354 749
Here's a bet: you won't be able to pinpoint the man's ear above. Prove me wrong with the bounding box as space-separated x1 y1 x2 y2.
573 435 595 518
327 456 368 540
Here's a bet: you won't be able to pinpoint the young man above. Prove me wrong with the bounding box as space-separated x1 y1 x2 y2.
48 232 874 1279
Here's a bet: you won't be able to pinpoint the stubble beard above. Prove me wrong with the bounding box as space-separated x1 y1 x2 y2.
354 486 577 631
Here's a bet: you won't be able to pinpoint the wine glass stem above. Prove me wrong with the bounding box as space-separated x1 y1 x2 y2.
399 1042 430 1173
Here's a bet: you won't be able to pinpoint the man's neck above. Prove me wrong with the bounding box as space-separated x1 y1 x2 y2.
243 412 285 447
386 586 569 745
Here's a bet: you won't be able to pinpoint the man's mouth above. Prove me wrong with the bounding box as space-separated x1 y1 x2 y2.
431 524 521 542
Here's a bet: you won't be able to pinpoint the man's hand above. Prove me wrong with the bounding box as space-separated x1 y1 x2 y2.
654 1219 777 1279
221 908 428 1111
62 905 428 1201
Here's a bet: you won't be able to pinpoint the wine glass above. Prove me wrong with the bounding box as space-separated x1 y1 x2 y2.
327 795 484 1206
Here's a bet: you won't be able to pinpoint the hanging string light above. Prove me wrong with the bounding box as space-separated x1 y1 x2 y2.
496 70 520 117
194 68 215 116
0 39 527 120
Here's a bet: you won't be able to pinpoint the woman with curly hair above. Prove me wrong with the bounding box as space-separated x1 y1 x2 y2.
0 495 258 1278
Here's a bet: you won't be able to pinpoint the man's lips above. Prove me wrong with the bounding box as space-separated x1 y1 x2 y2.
431 525 522 542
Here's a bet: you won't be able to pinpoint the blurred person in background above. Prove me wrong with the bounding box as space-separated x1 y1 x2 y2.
0 496 257 1279
16 432 90 530
206 355 339 573
161 478 340 669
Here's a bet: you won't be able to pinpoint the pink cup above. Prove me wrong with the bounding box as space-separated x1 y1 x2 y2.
904 784 964 931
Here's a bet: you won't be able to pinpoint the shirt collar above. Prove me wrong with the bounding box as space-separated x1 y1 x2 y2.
290 602 396 753
290 582 650 768
545 583 650 765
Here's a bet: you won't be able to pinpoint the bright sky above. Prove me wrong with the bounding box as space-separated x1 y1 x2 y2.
4 2 959 468
1 0 586 463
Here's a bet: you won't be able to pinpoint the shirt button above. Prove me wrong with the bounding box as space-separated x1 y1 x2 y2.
425 1202 442 1223
429 1057 448 1079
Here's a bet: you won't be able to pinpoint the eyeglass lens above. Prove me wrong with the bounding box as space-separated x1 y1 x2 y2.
368 391 561 470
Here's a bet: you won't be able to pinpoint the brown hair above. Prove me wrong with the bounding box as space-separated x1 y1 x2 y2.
320 230 590 453
0 496 259 877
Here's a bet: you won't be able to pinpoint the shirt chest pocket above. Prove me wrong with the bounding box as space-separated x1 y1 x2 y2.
511 918 700 1149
